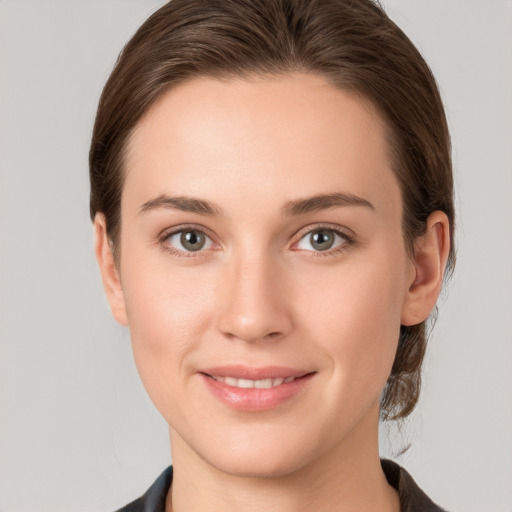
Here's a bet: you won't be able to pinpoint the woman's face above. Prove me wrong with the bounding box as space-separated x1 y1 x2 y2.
113 72 417 476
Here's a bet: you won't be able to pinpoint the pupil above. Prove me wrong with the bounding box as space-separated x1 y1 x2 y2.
181 231 205 251
311 230 334 251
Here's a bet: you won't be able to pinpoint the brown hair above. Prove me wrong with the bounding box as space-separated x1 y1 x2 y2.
89 0 455 420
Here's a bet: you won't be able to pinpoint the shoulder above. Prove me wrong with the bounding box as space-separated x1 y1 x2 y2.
114 466 173 512
381 459 448 512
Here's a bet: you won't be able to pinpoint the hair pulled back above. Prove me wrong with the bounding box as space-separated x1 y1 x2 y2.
89 0 455 420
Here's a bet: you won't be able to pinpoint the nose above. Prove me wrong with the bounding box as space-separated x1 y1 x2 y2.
216 251 293 344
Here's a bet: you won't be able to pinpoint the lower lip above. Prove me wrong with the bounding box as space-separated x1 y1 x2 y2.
200 373 315 412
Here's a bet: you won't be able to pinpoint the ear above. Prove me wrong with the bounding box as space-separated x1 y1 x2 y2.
94 213 128 326
401 211 451 326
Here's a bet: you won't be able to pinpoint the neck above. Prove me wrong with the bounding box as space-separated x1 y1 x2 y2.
166 405 399 512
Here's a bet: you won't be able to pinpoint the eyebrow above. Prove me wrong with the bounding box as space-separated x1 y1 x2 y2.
139 192 374 216
282 192 375 215
139 195 224 216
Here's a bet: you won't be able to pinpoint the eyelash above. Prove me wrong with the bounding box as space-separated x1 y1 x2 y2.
158 223 356 259
293 223 356 258
158 224 218 259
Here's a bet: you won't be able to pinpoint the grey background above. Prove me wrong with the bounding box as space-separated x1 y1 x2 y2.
0 1 511 511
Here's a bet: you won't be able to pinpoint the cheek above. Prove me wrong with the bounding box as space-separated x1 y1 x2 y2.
297 251 408 393
119 253 218 398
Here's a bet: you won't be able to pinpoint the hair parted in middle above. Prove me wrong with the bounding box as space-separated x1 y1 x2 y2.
89 0 455 421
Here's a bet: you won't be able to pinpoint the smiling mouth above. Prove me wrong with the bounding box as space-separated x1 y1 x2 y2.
207 375 297 389
199 368 316 411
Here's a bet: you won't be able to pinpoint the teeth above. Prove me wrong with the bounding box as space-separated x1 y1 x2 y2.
237 378 255 389
211 375 296 388
255 379 273 388
224 376 239 387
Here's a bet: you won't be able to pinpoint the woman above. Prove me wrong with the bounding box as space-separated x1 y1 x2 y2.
90 0 454 510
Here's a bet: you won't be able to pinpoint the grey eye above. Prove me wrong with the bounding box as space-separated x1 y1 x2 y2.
297 229 346 252
310 230 335 251
181 230 205 251
167 229 213 252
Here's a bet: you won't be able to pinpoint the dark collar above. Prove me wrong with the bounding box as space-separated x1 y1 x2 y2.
381 459 447 512
116 460 447 512
115 466 172 512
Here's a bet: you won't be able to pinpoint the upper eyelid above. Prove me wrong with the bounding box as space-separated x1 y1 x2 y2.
160 223 217 241
293 223 355 242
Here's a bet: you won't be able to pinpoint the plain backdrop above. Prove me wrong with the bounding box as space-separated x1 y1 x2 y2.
0 1 511 511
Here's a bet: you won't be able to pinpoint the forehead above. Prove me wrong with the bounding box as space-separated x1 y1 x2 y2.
123 72 400 218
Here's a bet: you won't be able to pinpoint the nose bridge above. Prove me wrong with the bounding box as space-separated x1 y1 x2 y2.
217 245 291 344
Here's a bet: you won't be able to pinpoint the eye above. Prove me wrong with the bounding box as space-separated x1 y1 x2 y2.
164 229 215 253
295 228 351 253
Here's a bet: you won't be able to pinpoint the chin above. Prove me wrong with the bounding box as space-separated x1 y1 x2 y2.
208 449 309 479
189 425 322 479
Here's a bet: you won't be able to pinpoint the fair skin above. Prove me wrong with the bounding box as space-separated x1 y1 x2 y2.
95 72 449 512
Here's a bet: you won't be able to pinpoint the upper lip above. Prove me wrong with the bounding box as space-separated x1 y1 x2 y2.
200 365 313 380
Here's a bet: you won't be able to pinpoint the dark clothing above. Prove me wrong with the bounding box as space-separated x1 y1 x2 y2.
116 459 446 512
115 466 172 512
381 459 447 512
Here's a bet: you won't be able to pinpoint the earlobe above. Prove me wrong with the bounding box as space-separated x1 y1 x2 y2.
94 213 129 326
401 211 450 326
